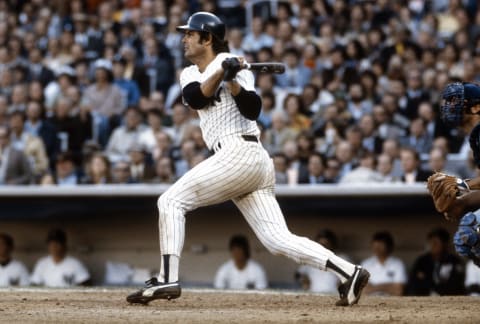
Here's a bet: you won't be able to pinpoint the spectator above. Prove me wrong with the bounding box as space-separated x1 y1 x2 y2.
0 233 29 287
151 156 176 184
138 109 174 153
276 48 312 91
0 125 32 184
140 37 174 95
399 118 433 155
112 56 140 108
323 157 342 184
9 111 49 177
335 141 356 178
214 235 268 290
283 94 311 132
340 151 383 183
241 17 274 53
173 139 197 178
54 152 81 186
152 131 173 161
44 65 77 112
376 153 397 182
128 144 155 183
262 111 297 154
83 59 124 143
361 231 407 296
359 114 383 154
399 147 432 183
31 229 90 287
347 83 372 122
299 152 325 184
82 153 111 185
272 152 289 185
111 160 134 184
170 102 192 147
408 228 465 296
296 230 348 294
49 97 92 161
24 101 58 163
105 108 147 163
465 260 480 296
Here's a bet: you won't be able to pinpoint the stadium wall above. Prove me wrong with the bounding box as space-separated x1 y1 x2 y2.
0 184 458 287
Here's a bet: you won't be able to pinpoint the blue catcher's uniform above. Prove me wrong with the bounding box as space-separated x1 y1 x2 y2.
443 82 480 265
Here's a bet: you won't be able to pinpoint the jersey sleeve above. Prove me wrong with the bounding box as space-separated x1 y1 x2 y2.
235 69 256 92
179 67 198 89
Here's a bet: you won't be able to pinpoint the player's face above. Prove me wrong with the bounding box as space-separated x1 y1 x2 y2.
182 30 204 60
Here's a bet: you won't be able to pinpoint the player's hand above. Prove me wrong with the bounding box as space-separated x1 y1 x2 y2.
221 57 244 81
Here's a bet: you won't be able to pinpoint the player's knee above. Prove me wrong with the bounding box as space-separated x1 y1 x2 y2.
157 194 172 215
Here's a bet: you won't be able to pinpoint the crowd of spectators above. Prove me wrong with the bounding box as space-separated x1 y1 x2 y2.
0 0 478 185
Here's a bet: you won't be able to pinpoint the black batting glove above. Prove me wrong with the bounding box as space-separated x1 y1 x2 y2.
222 57 242 81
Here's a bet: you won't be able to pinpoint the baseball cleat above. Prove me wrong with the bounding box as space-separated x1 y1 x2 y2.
335 266 370 307
126 277 181 305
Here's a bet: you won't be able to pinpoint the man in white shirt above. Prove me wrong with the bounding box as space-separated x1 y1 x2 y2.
214 235 267 290
30 229 90 287
361 231 407 296
0 233 29 287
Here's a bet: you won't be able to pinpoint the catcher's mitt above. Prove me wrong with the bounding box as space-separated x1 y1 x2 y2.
427 173 469 220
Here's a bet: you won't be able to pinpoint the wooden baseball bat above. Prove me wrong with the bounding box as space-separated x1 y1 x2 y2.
244 62 285 74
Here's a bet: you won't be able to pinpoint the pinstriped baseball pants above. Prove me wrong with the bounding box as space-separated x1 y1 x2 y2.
157 136 340 277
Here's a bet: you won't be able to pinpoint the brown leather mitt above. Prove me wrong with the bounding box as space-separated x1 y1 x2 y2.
427 173 461 216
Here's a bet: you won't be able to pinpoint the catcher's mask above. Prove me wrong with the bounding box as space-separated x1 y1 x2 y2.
441 82 480 126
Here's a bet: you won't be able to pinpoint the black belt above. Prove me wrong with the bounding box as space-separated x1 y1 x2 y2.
241 135 258 143
211 135 258 154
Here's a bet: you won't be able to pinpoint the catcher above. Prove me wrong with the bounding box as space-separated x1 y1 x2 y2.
427 82 480 264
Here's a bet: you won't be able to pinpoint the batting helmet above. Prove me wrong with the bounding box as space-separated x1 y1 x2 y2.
441 82 480 126
176 12 226 41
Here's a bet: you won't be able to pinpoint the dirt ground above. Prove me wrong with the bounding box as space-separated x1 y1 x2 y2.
0 288 479 324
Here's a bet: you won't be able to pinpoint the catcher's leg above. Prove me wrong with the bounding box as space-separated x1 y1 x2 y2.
157 141 265 283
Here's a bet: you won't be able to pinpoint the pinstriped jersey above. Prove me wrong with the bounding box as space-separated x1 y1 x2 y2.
179 53 260 150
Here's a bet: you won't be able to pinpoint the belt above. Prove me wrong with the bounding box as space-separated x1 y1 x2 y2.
211 135 258 153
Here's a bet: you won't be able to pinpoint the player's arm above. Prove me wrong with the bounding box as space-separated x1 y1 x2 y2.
225 80 262 120
466 177 480 190
182 69 224 110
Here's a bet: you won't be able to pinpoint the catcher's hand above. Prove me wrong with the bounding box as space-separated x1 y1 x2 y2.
222 57 242 81
427 173 469 221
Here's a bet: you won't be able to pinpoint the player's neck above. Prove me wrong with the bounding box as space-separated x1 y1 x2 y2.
194 50 216 73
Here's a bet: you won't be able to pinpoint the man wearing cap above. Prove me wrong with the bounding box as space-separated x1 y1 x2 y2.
83 58 125 146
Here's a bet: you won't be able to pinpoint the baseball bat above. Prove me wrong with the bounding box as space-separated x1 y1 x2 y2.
245 62 285 74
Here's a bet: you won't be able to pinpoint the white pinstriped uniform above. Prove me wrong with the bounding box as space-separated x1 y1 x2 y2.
157 53 355 283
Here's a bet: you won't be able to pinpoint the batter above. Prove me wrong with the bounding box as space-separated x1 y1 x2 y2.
127 12 369 307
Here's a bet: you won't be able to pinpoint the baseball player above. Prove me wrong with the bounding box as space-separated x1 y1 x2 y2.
127 12 369 306
426 82 480 265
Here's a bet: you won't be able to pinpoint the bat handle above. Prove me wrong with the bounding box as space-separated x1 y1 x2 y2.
243 62 251 70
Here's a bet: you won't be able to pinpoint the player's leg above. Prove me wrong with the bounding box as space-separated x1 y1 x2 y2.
127 141 265 303
232 189 369 306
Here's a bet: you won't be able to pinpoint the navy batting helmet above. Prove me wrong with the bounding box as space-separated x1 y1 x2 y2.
441 82 480 126
176 12 226 41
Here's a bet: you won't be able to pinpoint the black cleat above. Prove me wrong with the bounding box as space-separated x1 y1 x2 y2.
335 266 370 307
126 277 181 305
